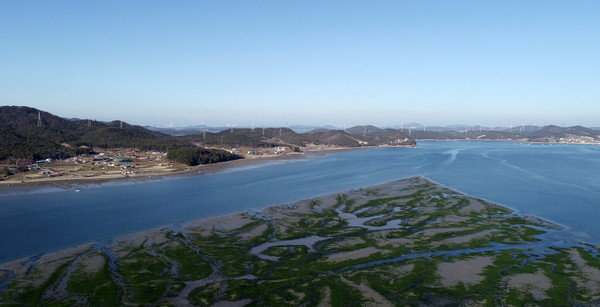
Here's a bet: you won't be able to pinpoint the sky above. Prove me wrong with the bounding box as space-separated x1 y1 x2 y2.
1 1 599 128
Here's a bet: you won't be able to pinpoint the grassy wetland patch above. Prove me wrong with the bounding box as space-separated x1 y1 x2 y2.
2 176 599 306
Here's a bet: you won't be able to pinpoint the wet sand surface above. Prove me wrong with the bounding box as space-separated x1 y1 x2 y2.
2 176 598 305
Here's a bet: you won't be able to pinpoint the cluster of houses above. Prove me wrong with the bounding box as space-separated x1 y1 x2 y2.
230 146 291 156
91 154 154 173
28 164 64 177
25 150 167 178
0 150 174 182
529 135 600 144
556 136 600 144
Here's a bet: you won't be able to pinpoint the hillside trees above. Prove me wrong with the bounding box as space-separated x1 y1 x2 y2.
0 106 188 161
167 147 243 166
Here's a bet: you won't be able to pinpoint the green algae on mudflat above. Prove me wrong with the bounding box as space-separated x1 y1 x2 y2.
2 176 599 306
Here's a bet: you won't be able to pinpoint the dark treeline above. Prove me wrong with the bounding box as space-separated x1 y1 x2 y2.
166 147 243 166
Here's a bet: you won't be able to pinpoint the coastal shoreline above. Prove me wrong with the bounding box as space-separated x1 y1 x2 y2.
4 139 596 192
0 146 380 194
417 138 600 146
0 175 564 269
3 176 596 305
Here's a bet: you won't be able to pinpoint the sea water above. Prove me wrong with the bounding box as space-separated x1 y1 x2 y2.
1 141 599 263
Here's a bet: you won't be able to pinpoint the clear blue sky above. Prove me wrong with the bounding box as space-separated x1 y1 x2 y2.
1 1 599 127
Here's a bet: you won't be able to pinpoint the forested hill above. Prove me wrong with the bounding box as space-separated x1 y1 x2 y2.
182 127 416 148
0 106 188 160
0 106 417 162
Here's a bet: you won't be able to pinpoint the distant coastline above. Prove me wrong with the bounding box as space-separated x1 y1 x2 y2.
0 145 392 192
3 138 599 193
417 138 600 145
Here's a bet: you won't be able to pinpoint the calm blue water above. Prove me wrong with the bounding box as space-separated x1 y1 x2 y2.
1 141 600 263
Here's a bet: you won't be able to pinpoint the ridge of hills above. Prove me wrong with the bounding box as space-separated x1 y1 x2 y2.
182 126 415 149
155 122 600 144
0 106 415 162
0 106 186 161
3 105 597 163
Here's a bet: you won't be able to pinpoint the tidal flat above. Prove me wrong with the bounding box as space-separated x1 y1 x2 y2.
1 176 600 306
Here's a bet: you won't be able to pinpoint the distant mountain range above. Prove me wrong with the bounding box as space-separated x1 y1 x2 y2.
0 106 415 161
403 124 600 143
150 123 572 134
178 125 415 149
2 106 598 162
146 124 342 135
151 122 600 143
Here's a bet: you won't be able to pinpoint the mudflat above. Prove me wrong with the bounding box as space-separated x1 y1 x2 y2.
1 176 599 306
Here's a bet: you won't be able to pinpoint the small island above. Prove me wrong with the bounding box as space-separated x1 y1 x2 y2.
1 177 599 306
